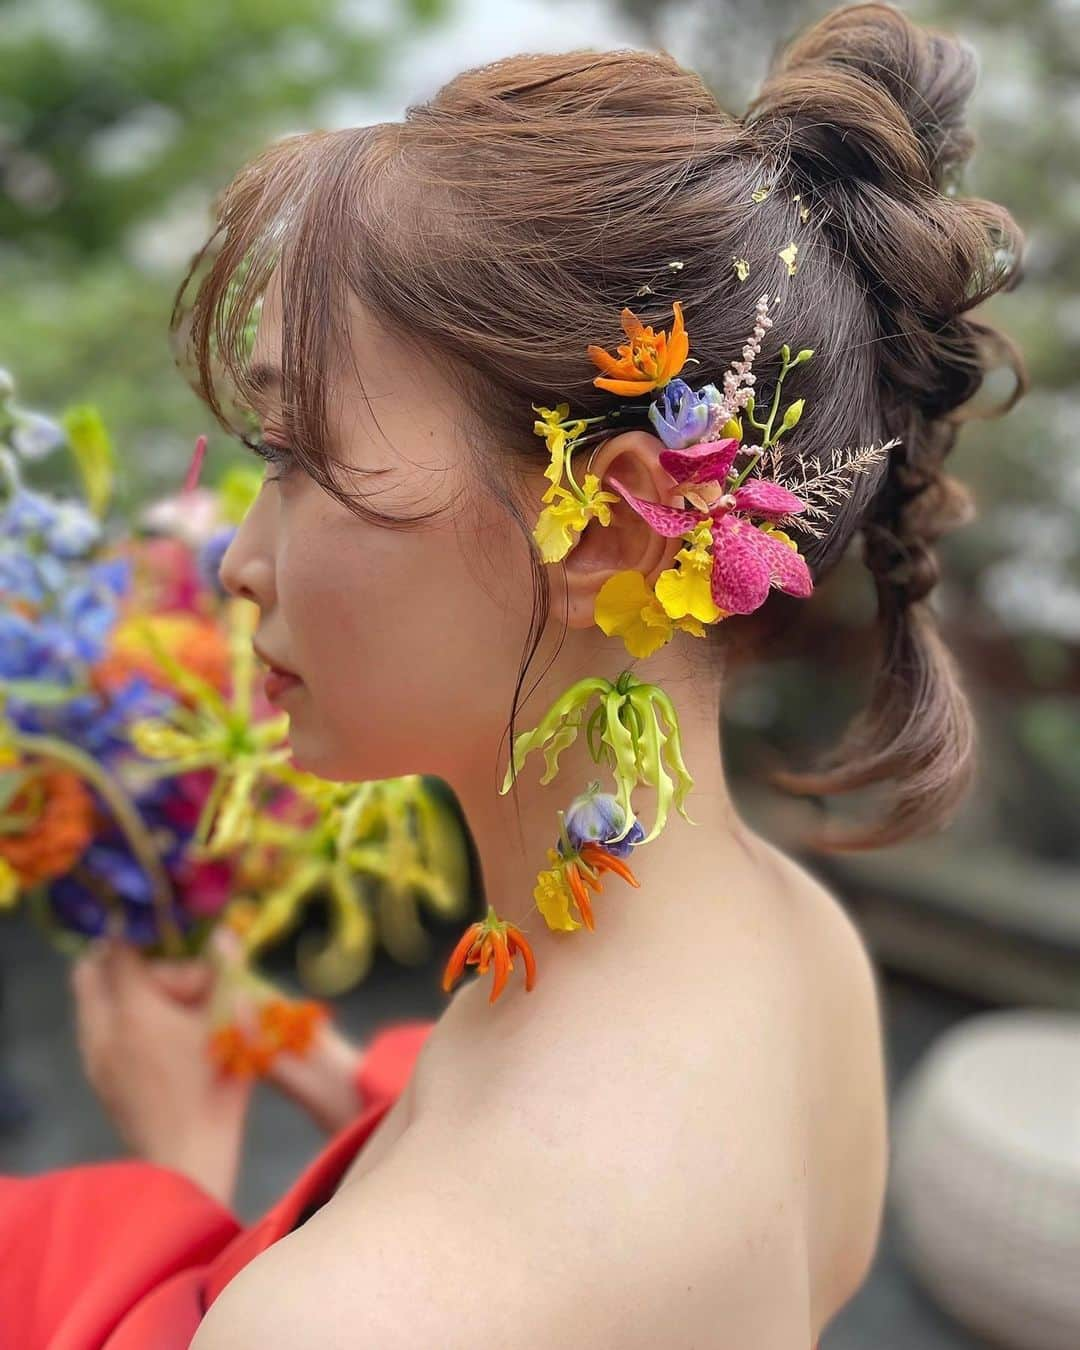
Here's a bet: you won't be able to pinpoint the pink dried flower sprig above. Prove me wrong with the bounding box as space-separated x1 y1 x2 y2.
716 291 773 424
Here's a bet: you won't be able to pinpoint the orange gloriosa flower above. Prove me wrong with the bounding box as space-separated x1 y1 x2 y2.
442 905 537 1005
562 842 640 932
0 766 96 885
587 301 689 397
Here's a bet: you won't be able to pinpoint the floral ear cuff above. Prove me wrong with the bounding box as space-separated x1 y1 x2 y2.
443 292 896 1004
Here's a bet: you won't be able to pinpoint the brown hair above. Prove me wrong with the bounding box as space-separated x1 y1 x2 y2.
171 1 1027 849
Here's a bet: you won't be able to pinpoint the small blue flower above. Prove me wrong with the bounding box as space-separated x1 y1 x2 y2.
47 500 101 558
4 488 58 538
648 379 713 450
11 410 66 462
57 580 120 663
13 674 170 759
86 556 131 598
0 550 48 604
560 782 645 858
0 610 65 681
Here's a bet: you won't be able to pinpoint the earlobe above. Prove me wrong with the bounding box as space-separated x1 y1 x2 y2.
560 430 680 629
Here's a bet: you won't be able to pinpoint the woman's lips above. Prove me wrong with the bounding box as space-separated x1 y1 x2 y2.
255 647 303 704
264 667 302 704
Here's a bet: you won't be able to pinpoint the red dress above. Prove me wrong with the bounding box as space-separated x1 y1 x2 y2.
1 1020 825 1348
0 1021 434 1350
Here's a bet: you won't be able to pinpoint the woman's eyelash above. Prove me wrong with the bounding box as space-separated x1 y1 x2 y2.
250 438 292 466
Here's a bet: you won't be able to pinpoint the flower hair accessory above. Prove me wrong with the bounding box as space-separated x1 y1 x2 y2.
443 290 892 1004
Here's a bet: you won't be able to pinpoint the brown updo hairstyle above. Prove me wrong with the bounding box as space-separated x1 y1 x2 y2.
172 1 1027 850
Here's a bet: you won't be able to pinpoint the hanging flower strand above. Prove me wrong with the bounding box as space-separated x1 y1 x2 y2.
445 278 892 1008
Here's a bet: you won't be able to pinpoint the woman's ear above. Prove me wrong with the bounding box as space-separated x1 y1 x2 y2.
561 429 680 628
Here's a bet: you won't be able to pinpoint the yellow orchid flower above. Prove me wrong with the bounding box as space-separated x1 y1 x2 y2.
533 403 587 499
595 570 673 658
534 849 584 932
594 570 705 659
655 522 724 625
760 523 799 551
533 474 618 564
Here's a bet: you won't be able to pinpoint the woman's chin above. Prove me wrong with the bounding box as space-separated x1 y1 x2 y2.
285 724 416 785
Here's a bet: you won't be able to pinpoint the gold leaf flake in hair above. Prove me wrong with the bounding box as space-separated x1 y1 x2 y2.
667 260 684 271
799 205 810 222
751 186 770 203
778 241 798 275
732 257 750 282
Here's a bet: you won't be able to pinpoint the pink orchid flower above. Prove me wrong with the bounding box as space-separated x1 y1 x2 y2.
609 438 813 615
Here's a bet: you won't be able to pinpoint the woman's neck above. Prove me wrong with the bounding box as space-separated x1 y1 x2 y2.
447 651 749 966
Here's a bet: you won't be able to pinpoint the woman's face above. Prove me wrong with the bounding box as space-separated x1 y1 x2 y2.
219 276 540 784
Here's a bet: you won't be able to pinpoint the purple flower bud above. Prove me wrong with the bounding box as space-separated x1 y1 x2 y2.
561 783 645 858
648 379 711 449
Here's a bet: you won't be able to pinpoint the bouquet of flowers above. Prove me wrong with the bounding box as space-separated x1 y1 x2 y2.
0 369 472 1075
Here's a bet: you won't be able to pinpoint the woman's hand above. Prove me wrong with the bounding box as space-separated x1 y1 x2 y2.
71 937 252 1207
265 1019 364 1135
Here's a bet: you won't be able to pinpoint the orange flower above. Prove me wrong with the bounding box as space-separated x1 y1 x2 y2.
442 906 537 1005
548 842 640 932
258 998 328 1056
208 1023 275 1078
93 614 230 700
0 766 95 885
209 996 329 1078
587 302 689 396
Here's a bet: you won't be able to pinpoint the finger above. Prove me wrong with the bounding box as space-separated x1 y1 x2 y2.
149 959 214 1005
70 939 109 1000
71 943 114 1055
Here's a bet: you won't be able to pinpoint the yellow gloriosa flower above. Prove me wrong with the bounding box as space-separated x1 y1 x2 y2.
654 522 724 625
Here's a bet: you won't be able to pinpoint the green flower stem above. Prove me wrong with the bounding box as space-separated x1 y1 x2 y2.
761 353 793 447
564 447 584 499
729 448 763 492
11 730 183 954
556 809 574 860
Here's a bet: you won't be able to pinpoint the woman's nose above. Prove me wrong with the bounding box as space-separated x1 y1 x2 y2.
218 493 276 609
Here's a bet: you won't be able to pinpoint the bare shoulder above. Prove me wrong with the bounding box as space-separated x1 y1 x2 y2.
761 842 890 1307
193 846 886 1350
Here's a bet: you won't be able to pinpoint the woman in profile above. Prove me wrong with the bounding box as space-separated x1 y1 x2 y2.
0 4 1024 1346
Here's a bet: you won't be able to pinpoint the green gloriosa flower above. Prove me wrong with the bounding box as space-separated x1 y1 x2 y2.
500 672 694 844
